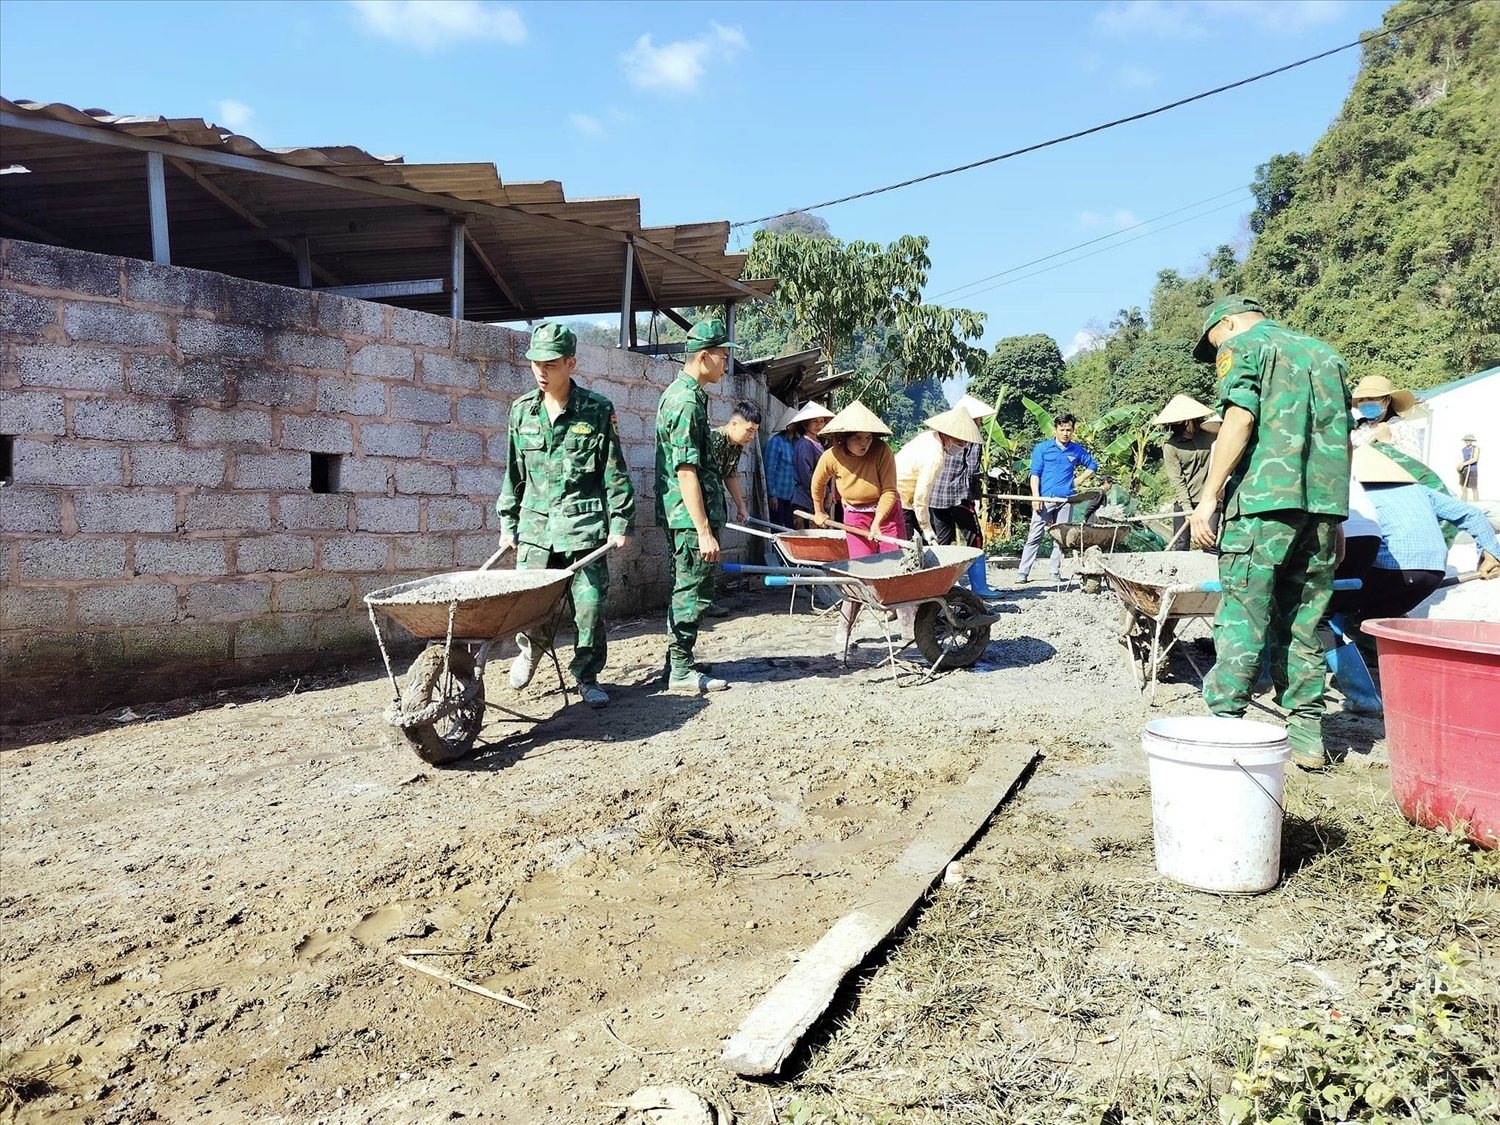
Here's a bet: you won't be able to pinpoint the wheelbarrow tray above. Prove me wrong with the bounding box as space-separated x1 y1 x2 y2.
1100 551 1220 619
1050 523 1130 552
774 529 850 565
365 568 573 641
824 544 981 606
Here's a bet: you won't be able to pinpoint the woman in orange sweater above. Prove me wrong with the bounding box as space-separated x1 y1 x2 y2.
810 401 903 653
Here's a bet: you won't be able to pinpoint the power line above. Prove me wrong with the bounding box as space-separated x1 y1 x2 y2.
929 186 1250 301
954 195 1253 302
732 0 1476 229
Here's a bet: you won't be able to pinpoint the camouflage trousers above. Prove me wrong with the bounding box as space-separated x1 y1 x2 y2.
516 543 609 684
1203 511 1339 726
666 527 717 677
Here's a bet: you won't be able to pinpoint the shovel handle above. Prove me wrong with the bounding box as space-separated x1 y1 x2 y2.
793 510 908 549
565 541 615 575
1438 570 1483 588
725 522 780 542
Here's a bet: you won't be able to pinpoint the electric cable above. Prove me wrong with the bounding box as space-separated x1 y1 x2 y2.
732 0 1476 228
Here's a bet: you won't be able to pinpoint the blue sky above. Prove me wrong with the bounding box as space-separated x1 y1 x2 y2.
1 0 1388 359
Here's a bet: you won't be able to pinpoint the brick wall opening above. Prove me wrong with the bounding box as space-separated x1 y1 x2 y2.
0 434 12 484
310 453 340 494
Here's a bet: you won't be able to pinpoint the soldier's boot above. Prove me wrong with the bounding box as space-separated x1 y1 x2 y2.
657 655 712 681
667 670 728 693
578 682 609 709
509 634 537 691
1286 718 1326 770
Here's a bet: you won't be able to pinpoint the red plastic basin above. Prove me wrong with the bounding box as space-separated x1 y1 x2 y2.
1362 618 1500 848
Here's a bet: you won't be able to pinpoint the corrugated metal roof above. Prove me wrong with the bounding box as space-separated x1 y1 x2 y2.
0 98 773 319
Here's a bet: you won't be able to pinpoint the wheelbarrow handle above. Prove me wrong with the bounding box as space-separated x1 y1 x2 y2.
565 541 616 575
1197 577 1363 594
793 509 909 549
477 543 514 572
722 562 827 576
765 576 846 588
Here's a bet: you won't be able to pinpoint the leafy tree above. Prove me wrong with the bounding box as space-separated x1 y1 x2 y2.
762 211 833 240
1250 153 1303 235
966 333 1067 438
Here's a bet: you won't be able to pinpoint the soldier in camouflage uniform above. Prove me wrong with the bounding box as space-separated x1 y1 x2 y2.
1189 296 1352 768
655 318 736 693
497 323 635 708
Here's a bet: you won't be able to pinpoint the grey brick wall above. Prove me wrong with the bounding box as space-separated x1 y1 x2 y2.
1 239 765 721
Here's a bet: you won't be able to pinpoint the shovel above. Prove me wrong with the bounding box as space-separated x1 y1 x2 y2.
794 510 927 571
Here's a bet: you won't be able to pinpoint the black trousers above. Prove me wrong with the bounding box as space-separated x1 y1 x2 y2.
1346 565 1445 625
1328 535 1382 615
930 504 981 547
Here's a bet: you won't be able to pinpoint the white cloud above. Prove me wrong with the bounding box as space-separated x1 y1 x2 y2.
621 22 746 95
1063 328 1105 360
1078 209 1140 230
215 99 255 132
1117 65 1157 89
569 113 605 137
349 0 525 51
1095 0 1348 39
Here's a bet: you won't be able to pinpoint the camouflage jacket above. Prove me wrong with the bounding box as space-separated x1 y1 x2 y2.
496 381 635 550
1213 320 1351 519
654 373 724 531
710 426 745 487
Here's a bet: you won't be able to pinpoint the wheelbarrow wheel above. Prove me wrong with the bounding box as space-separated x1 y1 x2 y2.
914 588 992 669
399 645 485 765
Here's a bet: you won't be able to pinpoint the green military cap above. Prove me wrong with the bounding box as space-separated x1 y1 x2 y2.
1194 295 1264 362
683 317 738 353
525 322 577 361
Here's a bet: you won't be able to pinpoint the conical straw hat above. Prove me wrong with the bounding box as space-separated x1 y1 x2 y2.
1350 375 1416 416
925 406 982 443
1153 394 1215 426
774 404 800 432
1200 414 1223 434
790 401 835 424
822 400 892 436
1352 444 1417 486
956 393 998 420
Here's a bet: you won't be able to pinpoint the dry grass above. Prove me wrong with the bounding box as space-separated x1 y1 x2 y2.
637 800 765 879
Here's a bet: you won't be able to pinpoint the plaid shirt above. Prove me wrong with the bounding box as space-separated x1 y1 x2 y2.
763 432 796 500
928 441 977 509
1366 483 1500 573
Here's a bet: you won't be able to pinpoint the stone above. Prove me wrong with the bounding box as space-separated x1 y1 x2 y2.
427 497 483 531
177 318 265 360
0 488 63 533
421 353 480 389
615 412 645 441
129 446 227 488
236 535 316 574
12 440 124 487
237 368 314 409
280 414 354 454
456 466 505 495
317 376 387 417
350 343 415 380
270 332 347 372
275 576 353 613
74 491 178 534
355 497 420 532
486 432 509 462
390 307 450 348
0 289 56 335
73 398 178 442
359 423 424 458
233 451 309 491
124 624 232 664
63 301 171 346
391 386 452 423
185 492 273 532
0 587 71 629
0 390 66 435
321 535 389 571
134 539 230 577
77 583 179 627
18 538 127 580
184 580 272 620
219 276 313 329
7 242 118 297
185 407 273 446
389 535 455 571
455 321 517 360
234 616 316 659
15 344 125 391
425 429 483 463
277 494 350 531
315 614 371 653
126 355 231 401
20 631 126 672
484 363 532 395
336 457 392 495
456 534 501 567
394 461 452 495
455 394 507 428
624 443 655 470
124 258 225 312
316 293 386 337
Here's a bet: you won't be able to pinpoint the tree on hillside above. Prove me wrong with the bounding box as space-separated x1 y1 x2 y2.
743 230 987 388
966 333 1066 435
762 211 833 240
1250 153 1303 234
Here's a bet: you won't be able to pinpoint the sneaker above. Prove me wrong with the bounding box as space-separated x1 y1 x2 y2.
509 635 536 690
667 672 728 694
1015 571 1030 585
1049 570 1062 583
578 683 609 709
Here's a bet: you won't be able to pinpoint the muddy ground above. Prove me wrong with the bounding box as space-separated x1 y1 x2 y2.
1 570 1487 1124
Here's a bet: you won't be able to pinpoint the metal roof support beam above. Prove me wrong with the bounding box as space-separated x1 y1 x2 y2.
450 219 465 321
660 307 695 333
0 211 64 246
146 151 170 264
0 111 769 304
462 227 528 319
618 240 634 349
629 235 658 306
321 278 445 300
295 236 312 288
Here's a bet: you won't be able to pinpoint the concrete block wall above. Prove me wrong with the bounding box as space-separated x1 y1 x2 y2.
0 239 762 721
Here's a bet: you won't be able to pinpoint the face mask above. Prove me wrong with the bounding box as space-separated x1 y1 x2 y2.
1355 402 1384 421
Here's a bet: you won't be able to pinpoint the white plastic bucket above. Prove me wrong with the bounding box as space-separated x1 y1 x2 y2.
1142 716 1291 893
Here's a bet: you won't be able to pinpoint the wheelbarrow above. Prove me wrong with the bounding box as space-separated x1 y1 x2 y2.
363 542 612 764
735 517 847 614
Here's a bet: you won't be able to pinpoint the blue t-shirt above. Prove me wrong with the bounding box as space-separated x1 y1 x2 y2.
1029 439 1098 500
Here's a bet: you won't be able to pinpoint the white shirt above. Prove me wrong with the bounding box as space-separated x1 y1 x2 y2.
1344 478 1382 539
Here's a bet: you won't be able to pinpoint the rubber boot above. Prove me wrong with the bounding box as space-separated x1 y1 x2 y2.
1286 718 1326 770
1322 615 1382 713
965 556 999 597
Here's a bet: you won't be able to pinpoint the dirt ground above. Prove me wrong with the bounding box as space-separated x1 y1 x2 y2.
2 570 1493 1124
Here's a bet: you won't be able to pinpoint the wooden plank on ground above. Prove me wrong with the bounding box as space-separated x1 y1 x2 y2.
720 744 1038 1077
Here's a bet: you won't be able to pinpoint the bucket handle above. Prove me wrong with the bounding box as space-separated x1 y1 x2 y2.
1232 757 1286 816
